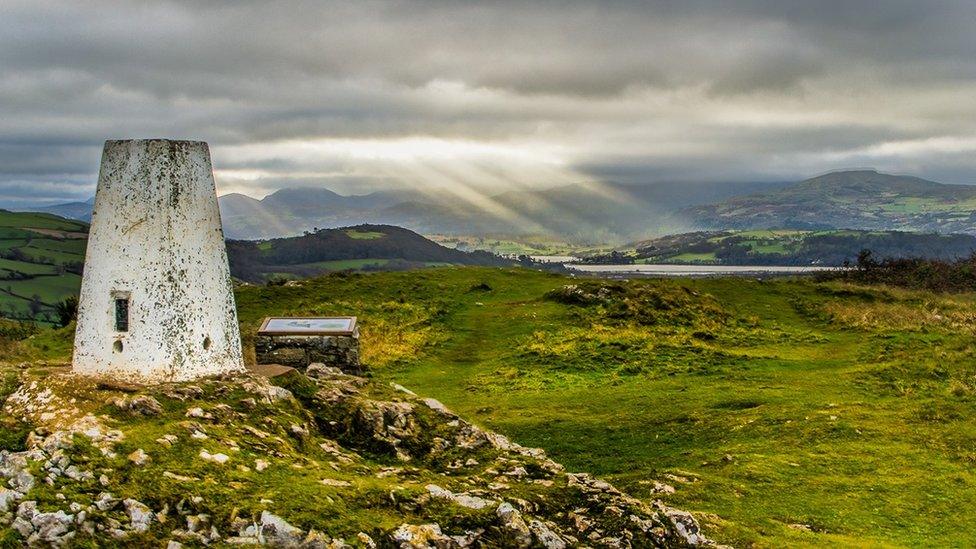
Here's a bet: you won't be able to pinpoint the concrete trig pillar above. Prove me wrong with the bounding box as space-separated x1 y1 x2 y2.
73 139 245 382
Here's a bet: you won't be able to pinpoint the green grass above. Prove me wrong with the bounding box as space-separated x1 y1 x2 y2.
1 273 82 304
0 257 59 276
661 252 718 263
17 245 84 264
298 258 392 270
25 238 87 255
344 229 386 240
15 266 976 546
0 211 87 231
234 268 976 547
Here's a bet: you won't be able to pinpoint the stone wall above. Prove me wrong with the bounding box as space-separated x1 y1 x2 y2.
255 332 361 374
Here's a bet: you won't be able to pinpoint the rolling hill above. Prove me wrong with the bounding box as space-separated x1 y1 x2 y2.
600 229 976 266
684 170 976 233
226 224 511 283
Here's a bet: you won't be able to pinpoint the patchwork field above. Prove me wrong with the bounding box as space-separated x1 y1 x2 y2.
10 267 976 546
0 211 86 324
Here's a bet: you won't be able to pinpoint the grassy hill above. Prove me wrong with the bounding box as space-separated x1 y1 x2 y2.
8 266 976 546
684 170 976 234
605 229 976 266
226 224 511 283
0 210 87 325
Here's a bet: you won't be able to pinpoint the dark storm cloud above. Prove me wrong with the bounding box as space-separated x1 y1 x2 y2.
1 0 975 205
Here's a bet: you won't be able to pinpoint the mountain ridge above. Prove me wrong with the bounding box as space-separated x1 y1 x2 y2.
684 170 976 234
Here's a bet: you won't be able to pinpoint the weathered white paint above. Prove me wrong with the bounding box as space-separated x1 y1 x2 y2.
73 139 245 382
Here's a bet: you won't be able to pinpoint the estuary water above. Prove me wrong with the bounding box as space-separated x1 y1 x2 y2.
564 263 837 277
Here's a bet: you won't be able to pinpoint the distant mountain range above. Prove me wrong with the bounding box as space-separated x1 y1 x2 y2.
25 181 788 242
216 180 793 241
22 170 976 241
684 170 976 234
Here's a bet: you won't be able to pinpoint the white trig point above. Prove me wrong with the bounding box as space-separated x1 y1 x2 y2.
73 139 245 382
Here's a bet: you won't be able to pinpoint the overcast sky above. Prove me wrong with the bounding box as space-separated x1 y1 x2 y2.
2 0 976 207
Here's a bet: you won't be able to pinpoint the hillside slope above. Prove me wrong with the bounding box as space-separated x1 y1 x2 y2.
227 224 511 283
609 229 976 266
0 211 87 324
0 364 708 547
685 170 976 233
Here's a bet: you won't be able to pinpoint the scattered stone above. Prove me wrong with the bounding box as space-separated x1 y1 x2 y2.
320 478 352 487
496 503 533 547
156 434 179 447
199 450 230 465
123 499 154 532
357 531 377 548
306 363 345 379
422 398 455 417
260 511 305 547
186 407 214 420
426 484 494 510
186 513 211 533
391 523 452 548
94 492 119 512
163 471 200 482
0 488 22 512
255 459 270 472
30 509 74 544
659 504 710 546
126 395 164 416
649 481 676 494
529 520 567 549
128 448 150 466
391 384 416 396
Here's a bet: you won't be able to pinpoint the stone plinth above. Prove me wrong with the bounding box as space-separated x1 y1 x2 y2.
255 317 361 374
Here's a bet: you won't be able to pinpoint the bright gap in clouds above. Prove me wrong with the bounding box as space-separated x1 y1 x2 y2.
212 137 581 199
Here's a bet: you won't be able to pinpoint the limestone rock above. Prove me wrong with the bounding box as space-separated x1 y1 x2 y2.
528 520 567 549
199 450 230 464
30 509 74 544
425 484 494 510
496 503 532 548
128 448 150 466
391 523 452 548
123 498 154 532
0 488 22 512
260 511 305 547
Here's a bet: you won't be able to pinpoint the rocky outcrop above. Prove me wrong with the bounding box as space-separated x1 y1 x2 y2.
0 369 717 547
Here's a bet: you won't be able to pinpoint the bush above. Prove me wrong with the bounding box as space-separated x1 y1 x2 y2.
54 296 79 328
819 249 976 292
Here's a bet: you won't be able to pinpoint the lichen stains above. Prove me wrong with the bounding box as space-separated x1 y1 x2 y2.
73 139 244 383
